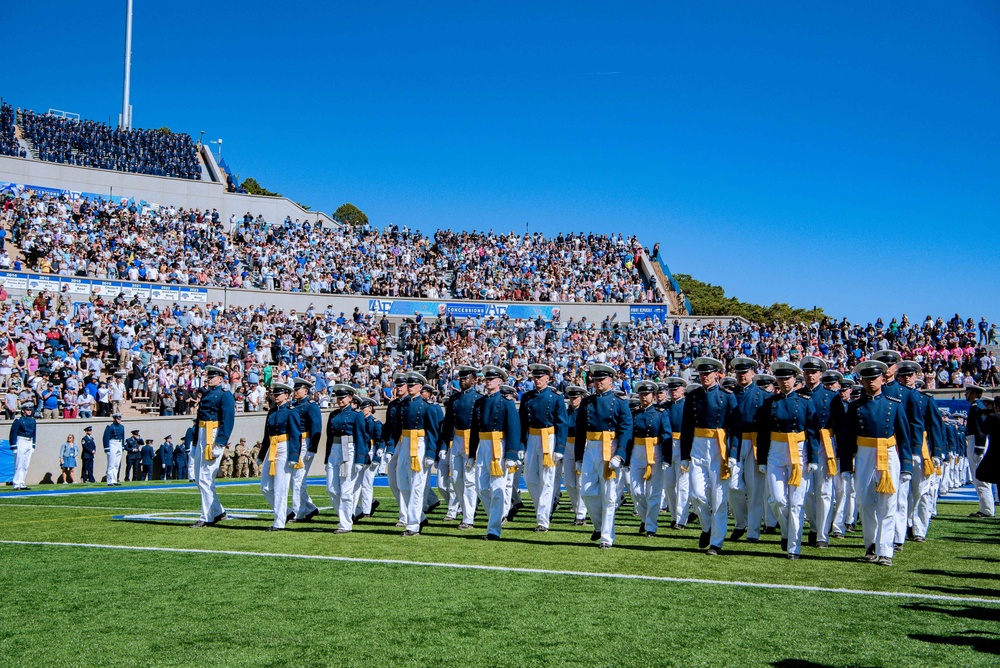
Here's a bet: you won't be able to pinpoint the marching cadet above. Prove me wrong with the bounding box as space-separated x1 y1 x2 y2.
897 363 946 542
871 350 904 399
964 384 994 518
234 438 250 478
324 385 369 534
500 383 526 520
354 396 383 522
627 380 671 537
680 358 739 555
103 413 126 486
519 363 570 532
563 385 589 526
258 382 301 531
757 362 820 559
173 438 189 482
158 435 174 480
183 423 196 482
729 357 768 543
8 402 37 490
468 366 521 540
383 374 409 527
576 363 633 549
755 374 776 394
388 372 440 537
441 366 481 529
421 384 445 514
80 425 97 483
191 365 236 528
661 378 689 529
140 439 155 481
124 429 143 482
798 356 845 549
290 378 323 522
826 373 855 537
757 373 781 536
839 360 914 566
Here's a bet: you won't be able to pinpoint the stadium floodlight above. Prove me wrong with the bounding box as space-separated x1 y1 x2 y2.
209 139 223 161
120 0 133 130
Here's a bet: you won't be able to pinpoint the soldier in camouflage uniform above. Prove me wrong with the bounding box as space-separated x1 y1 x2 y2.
218 444 234 478
234 438 250 478
249 441 262 477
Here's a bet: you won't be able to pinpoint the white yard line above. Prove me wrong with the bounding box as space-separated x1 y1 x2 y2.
1 539 996 606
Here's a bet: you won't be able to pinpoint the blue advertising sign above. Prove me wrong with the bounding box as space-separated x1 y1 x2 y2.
630 305 668 322
369 299 558 320
0 440 12 484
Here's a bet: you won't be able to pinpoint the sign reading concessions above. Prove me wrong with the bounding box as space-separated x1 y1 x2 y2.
368 299 558 320
630 305 668 322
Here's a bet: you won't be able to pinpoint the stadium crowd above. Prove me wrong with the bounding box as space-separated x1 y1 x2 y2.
16 109 201 180
0 103 25 158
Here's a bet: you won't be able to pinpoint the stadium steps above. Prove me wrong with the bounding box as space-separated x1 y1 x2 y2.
647 259 684 314
15 111 40 159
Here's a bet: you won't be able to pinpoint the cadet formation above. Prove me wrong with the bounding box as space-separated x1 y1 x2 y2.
11 355 995 568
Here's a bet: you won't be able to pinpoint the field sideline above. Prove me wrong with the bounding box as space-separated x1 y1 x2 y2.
1 481 997 667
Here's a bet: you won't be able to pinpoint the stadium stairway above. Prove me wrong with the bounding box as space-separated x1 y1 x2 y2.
14 111 39 160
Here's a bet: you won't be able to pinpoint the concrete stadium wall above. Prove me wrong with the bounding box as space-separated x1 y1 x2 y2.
0 153 335 227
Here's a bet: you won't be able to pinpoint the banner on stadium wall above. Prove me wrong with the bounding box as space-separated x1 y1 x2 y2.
630 305 668 322
368 299 558 320
936 399 970 420
0 271 208 303
0 441 12 483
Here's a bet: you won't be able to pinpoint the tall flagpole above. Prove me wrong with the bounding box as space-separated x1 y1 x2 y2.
121 0 133 129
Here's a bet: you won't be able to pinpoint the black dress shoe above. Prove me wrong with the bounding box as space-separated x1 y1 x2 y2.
638 526 647 536
864 544 877 562
334 529 351 534
457 523 473 530
698 531 711 549
787 553 800 560
426 500 441 513
816 541 829 549
598 542 613 549
706 546 721 556
419 518 429 529
285 512 295 523
301 509 319 521
906 527 914 540
688 512 699 525
780 538 788 551
534 526 549 533
485 533 501 541
646 532 657 538
214 512 228 524
507 506 520 522
746 537 759 544
590 531 600 541
807 531 817 547
764 526 777 535
370 499 380 514
190 521 208 528
402 530 420 537
573 518 586 526
893 542 903 553
730 528 746 542
267 526 283 532
845 523 855 532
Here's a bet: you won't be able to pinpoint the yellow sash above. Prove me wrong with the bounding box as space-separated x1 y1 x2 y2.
772 431 805 487
267 433 287 476
529 426 556 467
921 432 934 477
743 432 758 461
819 428 837 476
296 433 308 469
199 420 219 461
479 431 504 477
587 430 616 479
671 431 681 441
402 429 425 472
694 427 731 480
634 436 657 480
455 428 471 457
858 435 897 494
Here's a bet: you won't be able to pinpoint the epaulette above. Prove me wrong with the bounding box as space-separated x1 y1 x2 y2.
886 395 902 403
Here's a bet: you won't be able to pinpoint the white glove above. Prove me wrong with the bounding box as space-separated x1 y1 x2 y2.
900 472 912 483
383 453 393 466
932 457 941 467
758 465 767 474
504 459 518 469
807 463 819 474
353 463 364 475
438 449 447 461
661 461 670 470
727 457 737 470
609 456 623 470
423 457 435 469
553 452 564 463
375 449 385 459
912 455 921 466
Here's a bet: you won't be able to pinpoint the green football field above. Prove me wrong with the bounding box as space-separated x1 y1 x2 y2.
0 481 997 667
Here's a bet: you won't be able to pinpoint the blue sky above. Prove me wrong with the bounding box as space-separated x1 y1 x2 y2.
5 2 999 324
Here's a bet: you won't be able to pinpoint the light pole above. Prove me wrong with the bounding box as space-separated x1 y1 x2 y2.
209 139 223 162
120 0 133 130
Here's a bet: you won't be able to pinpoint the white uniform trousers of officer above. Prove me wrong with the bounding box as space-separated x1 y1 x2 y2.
580 438 620 546
856 443 901 558
831 471 856 535
563 448 586 521
524 430 559 529
260 438 293 529
448 434 477 525
910 459 937 539
662 440 690 525
396 434 430 532
106 439 123 485
475 438 510 536
891 464 913 546
188 450 196 482
195 427 225 523
689 435 729 548
766 437 811 555
630 440 665 534
805 464 835 543
12 437 34 489
423 467 441 511
291 449 318 520
326 438 363 532
967 436 995 517
386 451 404 524
436 451 451 511
355 463 377 516
731 438 767 540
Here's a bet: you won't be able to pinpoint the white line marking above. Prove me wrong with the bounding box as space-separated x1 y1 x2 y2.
0 503 176 511
0 540 996 606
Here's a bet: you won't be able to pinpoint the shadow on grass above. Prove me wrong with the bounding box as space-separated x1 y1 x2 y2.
910 568 1000 581
903 602 1000 623
917 583 1000 599
910 631 1000 655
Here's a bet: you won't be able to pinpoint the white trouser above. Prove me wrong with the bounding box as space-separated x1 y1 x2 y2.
856 444 900 558
662 442 690 525
631 443 665 534
260 440 292 528
326 445 363 532
563 448 586 521
12 439 34 488
832 471 856 534
396 435 429 532
106 442 123 484
911 463 937 539
437 450 451 508
188 449 195 481
448 437 477 524
766 439 810 555
386 450 403 522
742 439 767 539
580 439 619 546
689 435 729 548
892 466 912 546
423 470 440 511
509 468 524 510
291 451 318 519
355 465 377 515
524 432 559 529
806 464 835 543
195 439 225 523
968 436 995 516
475 441 510 536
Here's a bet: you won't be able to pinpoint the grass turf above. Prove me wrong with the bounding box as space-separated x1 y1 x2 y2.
0 481 997 667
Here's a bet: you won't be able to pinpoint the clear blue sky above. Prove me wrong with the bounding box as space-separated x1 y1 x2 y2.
5 2 999 324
